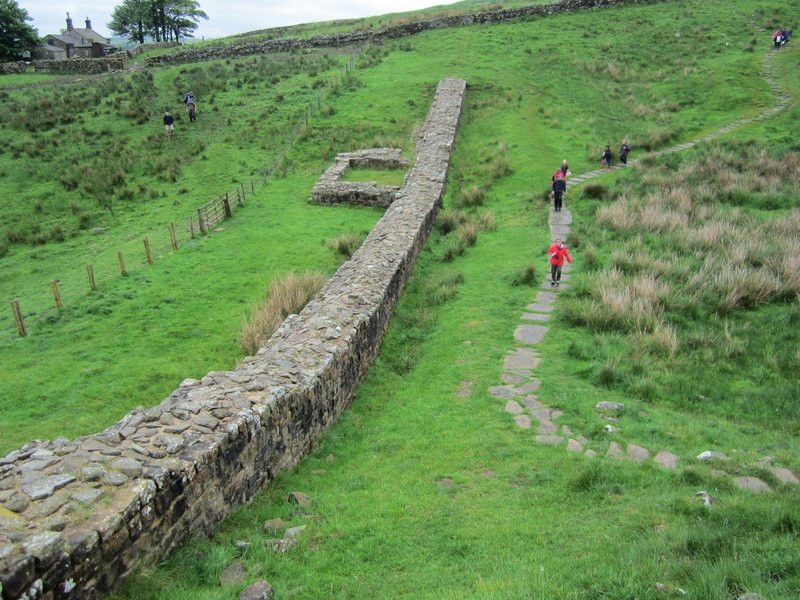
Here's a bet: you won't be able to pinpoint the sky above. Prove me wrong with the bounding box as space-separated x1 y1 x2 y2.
18 0 459 41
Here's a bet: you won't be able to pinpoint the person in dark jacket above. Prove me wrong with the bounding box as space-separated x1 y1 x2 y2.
163 111 174 134
552 170 567 212
620 139 631 165
601 144 613 171
549 238 572 286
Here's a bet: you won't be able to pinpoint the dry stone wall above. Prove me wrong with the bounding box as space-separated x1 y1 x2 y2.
0 78 466 600
144 0 662 67
311 148 410 208
31 57 125 75
0 63 28 75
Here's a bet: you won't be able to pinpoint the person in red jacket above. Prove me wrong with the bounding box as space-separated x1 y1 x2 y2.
549 238 572 286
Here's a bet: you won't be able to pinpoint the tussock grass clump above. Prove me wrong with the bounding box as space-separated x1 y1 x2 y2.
436 208 469 234
582 183 610 200
509 264 538 287
240 271 327 355
456 222 479 248
326 232 366 258
455 185 486 207
477 211 497 232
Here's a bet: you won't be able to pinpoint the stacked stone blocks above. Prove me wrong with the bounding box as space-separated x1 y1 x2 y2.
310 148 409 208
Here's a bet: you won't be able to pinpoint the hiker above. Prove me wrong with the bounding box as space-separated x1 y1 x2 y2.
552 169 567 212
184 91 197 122
773 29 782 49
601 144 613 171
620 139 631 165
782 29 791 45
549 238 572 287
559 159 571 178
163 111 174 134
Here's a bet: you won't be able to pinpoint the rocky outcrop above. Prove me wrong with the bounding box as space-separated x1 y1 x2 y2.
311 148 409 208
144 0 663 67
0 78 466 599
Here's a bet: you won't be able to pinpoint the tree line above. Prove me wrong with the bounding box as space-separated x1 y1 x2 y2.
109 0 208 44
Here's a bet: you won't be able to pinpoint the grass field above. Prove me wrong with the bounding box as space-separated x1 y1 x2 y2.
57 0 800 598
2 0 799 597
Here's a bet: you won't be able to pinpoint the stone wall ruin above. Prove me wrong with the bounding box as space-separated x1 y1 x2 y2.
0 78 467 600
310 148 410 208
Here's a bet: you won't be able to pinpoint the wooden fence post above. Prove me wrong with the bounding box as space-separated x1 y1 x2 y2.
50 280 63 309
143 237 153 265
118 251 127 276
11 300 26 337
240 181 246 203
86 264 97 291
197 208 206 234
223 194 232 218
169 223 178 250
236 188 242 207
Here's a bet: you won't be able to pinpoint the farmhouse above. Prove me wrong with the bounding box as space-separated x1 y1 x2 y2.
35 13 113 60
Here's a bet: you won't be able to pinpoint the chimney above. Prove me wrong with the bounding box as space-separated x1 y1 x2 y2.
85 17 92 30
66 12 73 30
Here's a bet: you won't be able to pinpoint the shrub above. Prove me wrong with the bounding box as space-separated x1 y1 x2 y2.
477 211 497 232
583 183 609 200
326 232 366 259
490 156 511 180
240 271 327 356
425 272 464 304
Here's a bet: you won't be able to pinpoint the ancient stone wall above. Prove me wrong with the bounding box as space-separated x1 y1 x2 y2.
0 78 466 600
144 0 662 67
311 148 409 208
127 42 179 59
0 62 28 75
31 57 125 75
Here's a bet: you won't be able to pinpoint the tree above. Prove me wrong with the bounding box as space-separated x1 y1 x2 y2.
0 0 38 61
109 0 150 44
108 0 207 44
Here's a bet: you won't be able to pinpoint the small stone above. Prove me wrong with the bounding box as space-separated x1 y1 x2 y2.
104 472 128 486
195 413 220 430
488 385 518 400
262 519 289 535
737 594 763 600
755 456 775 466
595 401 624 413
566 439 583 453
654 451 679 470
504 400 523 415
20 474 75 501
159 413 174 426
695 491 716 506
110 457 142 479
536 421 557 435
71 488 105 504
627 444 649 464
585 449 597 458
220 561 247 587
603 424 618 434
516 380 541 394
514 415 531 429
4 492 29 513
239 580 275 600
325 454 335 463
521 396 543 410
767 467 799 485
234 540 251 551
27 493 68 518
606 442 624 459
284 525 306 541
697 450 728 462
287 492 312 507
733 477 771 493
535 435 563 446
22 532 63 565
80 464 106 482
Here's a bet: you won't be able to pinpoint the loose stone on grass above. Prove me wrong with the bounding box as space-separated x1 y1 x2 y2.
595 402 624 414
514 415 532 430
504 400 523 415
627 444 649 464
262 519 289 535
733 477 771 493
767 467 799 485
239 580 275 600
654 451 679 470
697 451 728 462
287 492 312 507
606 442 624 459
220 561 247 587
566 439 583 453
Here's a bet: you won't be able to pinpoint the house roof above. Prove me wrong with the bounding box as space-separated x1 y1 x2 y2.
71 27 111 46
41 44 68 54
51 33 93 48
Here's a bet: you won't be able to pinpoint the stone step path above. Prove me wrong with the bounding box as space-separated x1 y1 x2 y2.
489 49 798 494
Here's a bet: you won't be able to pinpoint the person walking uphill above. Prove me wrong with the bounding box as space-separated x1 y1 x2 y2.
549 238 572 287
601 144 613 172
163 111 174 134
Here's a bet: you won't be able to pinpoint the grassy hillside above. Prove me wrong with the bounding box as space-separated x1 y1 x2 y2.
77 0 800 598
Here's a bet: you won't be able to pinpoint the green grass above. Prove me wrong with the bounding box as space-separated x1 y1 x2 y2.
4 0 800 597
